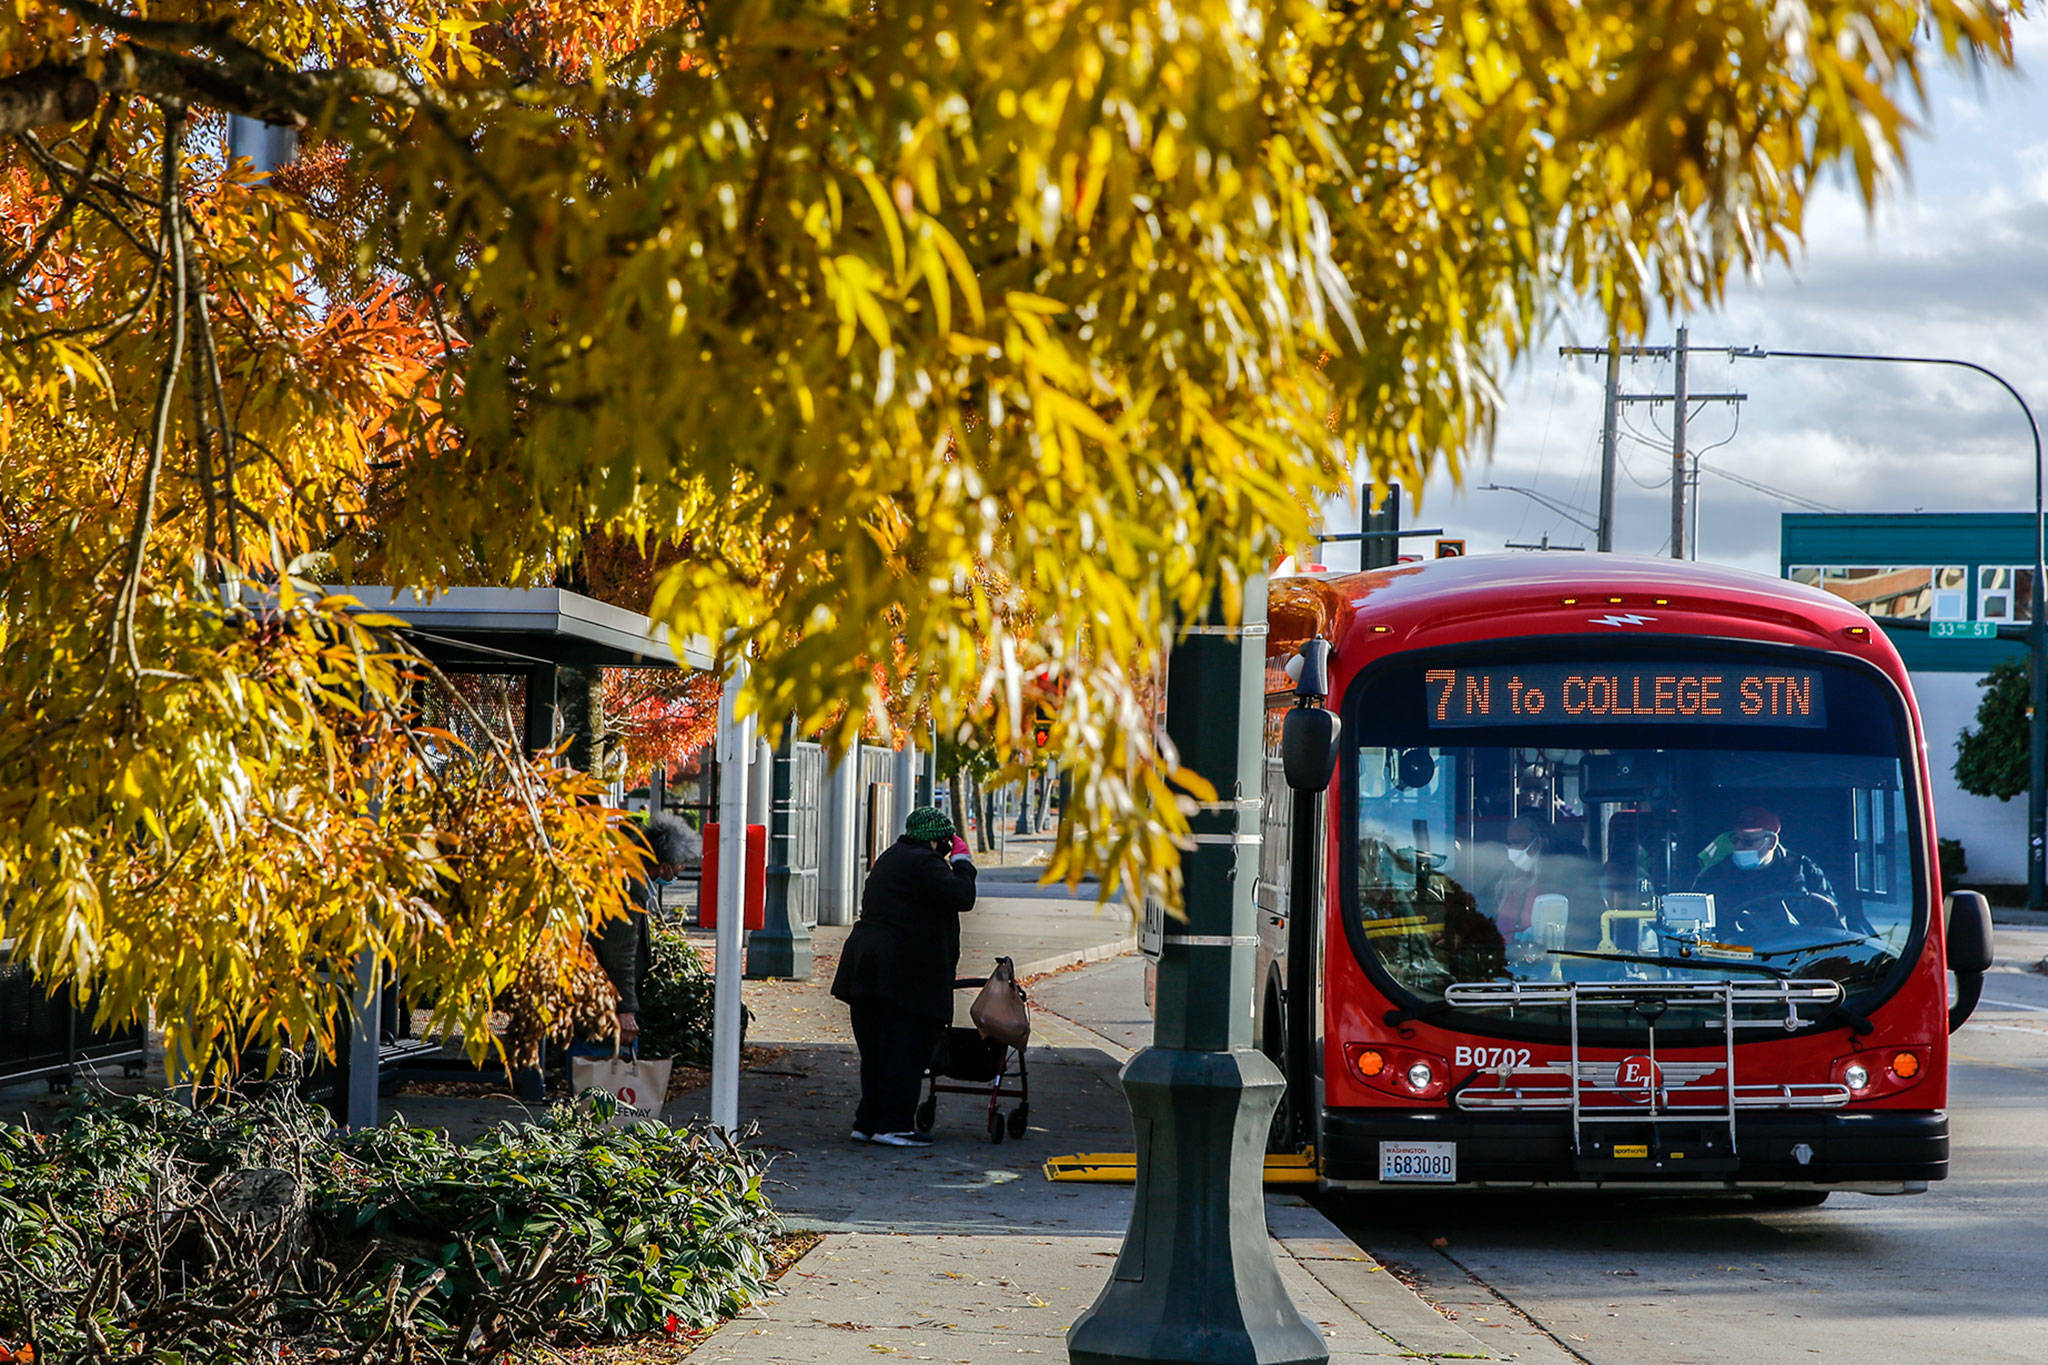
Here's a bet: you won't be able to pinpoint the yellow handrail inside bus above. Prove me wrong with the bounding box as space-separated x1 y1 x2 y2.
1044 1148 1319 1185
1598 908 1656 954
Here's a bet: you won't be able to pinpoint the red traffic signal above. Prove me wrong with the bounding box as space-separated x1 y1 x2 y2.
1031 703 1054 749
1435 538 1465 559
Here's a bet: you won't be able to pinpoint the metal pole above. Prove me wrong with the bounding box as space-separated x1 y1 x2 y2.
1671 325 1688 560
1068 576 1327 1365
1599 339 1620 552
891 739 916 833
711 664 753 1133
1735 346 2045 911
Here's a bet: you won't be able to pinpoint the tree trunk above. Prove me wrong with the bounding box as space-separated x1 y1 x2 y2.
970 772 991 853
557 664 604 775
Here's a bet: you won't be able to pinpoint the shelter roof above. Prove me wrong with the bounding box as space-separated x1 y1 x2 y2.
332 586 714 671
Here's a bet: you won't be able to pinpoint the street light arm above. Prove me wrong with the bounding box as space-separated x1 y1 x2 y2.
1480 483 1602 535
1739 348 2043 482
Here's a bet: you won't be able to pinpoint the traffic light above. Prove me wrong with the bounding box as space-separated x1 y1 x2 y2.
1435 538 1465 559
1362 485 1401 571
1031 705 1054 750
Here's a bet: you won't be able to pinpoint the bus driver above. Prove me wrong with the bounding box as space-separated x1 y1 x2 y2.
1693 806 1866 936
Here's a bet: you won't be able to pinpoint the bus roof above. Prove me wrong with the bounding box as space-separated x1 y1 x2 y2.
1270 552 1897 679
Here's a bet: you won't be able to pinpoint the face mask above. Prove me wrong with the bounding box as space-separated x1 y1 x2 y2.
1731 849 1763 870
1506 847 1535 872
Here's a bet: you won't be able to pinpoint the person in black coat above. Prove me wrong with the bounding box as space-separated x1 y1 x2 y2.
1694 805 1865 935
830 805 977 1146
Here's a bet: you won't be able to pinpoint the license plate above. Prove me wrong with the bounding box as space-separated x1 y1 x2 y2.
1379 1140 1457 1183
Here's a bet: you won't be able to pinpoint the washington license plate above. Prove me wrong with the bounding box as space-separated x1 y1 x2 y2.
1379 1141 1457 1183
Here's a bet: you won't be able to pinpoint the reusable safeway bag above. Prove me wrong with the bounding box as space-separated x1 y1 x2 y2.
969 956 1031 1049
572 1048 673 1125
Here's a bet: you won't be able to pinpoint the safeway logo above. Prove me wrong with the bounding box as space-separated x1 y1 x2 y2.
1589 613 1657 628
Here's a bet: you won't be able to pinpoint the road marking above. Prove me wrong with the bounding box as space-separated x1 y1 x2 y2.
1950 1051 2048 1078
1976 998 2048 1013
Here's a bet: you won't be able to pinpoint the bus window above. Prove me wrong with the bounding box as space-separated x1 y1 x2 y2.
1346 653 1922 1034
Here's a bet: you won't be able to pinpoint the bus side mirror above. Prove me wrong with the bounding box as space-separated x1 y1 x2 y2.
1945 890 1993 1033
1282 705 1341 794
1945 890 1993 975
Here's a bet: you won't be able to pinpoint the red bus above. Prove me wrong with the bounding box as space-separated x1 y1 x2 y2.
1257 554 1995 1200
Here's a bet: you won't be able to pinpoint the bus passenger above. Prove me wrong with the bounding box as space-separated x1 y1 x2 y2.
1694 806 1865 935
1488 818 1560 938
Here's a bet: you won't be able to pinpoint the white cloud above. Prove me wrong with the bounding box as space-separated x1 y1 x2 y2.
1358 19 2048 578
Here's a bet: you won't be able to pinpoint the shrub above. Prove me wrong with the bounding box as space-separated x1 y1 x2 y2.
1939 837 1968 881
0 1082 778 1362
635 920 743 1067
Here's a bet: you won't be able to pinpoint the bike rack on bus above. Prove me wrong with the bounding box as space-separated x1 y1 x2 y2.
1441 979 1851 1164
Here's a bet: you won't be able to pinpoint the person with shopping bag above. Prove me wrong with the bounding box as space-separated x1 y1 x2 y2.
830 805 977 1146
572 814 693 1120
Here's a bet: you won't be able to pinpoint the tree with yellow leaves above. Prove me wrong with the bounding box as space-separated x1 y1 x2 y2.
0 0 2018 1073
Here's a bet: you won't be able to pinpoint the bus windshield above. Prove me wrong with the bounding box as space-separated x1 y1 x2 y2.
1345 649 1922 1034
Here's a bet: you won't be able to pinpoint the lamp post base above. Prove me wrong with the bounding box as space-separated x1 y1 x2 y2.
1067 1047 1329 1365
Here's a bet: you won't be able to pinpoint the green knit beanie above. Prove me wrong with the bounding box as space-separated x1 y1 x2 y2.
904 806 955 842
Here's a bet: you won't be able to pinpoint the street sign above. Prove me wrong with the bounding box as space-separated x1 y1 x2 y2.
1930 621 1999 640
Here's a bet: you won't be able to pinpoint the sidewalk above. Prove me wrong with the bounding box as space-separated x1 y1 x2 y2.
674 892 1568 1364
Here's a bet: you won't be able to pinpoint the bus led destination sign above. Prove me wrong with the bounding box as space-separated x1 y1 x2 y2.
1425 664 1826 728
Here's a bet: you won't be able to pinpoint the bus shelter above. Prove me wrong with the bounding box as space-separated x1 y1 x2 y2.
326 585 719 1128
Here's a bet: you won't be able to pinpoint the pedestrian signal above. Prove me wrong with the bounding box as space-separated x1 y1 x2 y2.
1031 704 1054 749
1435 539 1466 559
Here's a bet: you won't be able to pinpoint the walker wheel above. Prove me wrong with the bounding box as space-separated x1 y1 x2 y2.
1007 1106 1029 1139
987 1110 1005 1144
915 1097 936 1133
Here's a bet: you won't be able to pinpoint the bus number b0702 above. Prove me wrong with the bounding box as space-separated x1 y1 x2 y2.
1454 1046 1533 1070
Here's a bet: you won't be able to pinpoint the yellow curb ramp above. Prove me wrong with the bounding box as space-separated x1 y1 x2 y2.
1044 1146 1319 1185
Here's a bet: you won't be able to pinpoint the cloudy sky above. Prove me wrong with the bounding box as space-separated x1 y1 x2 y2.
1324 19 2048 575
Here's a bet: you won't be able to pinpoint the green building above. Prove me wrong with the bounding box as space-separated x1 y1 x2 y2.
1781 512 2031 883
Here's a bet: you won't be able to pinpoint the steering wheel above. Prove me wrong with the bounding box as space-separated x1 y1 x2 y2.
1728 891 1846 938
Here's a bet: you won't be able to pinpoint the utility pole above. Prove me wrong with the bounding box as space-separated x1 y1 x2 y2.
1560 331 1745 556
1671 325 1689 559
1598 342 1621 552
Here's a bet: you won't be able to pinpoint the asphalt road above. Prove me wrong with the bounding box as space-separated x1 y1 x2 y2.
1319 922 2048 1364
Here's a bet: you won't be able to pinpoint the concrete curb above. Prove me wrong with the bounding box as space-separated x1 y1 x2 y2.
1266 1196 1507 1360
1015 936 1139 980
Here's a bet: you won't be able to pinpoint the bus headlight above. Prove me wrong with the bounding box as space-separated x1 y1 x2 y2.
1406 1061 1436 1092
1842 1063 1870 1092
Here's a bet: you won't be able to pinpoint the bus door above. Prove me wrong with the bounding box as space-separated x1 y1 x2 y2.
1258 702 1324 1151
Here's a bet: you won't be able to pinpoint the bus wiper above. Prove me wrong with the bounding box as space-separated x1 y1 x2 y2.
1547 948 1790 979
1824 1001 1878 1037
1751 936 1868 960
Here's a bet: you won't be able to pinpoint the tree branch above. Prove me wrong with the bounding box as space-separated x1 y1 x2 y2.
0 106 112 289
104 105 187 683
0 40 422 139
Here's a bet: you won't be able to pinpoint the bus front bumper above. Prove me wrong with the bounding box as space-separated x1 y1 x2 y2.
1321 1107 1947 1190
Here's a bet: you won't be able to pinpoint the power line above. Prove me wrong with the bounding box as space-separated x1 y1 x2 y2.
1694 461 1845 513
